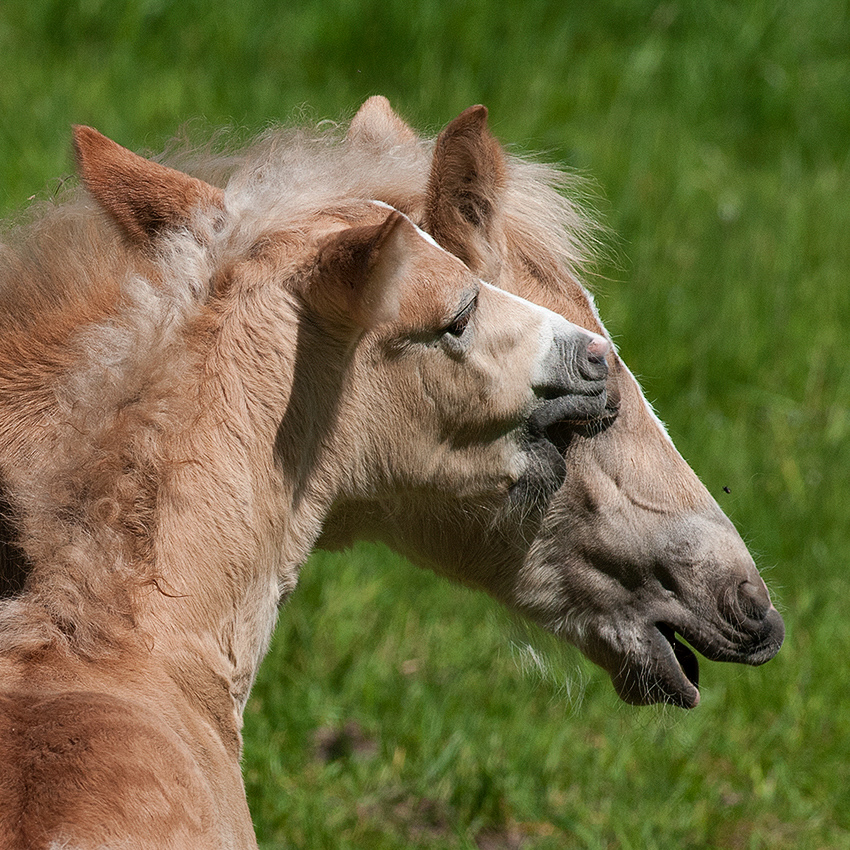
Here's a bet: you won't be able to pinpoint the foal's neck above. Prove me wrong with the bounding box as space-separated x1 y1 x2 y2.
0 276 332 738
140 289 338 718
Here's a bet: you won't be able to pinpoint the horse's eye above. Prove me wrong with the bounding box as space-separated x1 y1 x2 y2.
444 296 476 337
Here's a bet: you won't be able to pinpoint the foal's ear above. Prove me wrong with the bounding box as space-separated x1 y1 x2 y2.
73 126 224 247
424 105 506 271
312 210 415 330
346 96 418 149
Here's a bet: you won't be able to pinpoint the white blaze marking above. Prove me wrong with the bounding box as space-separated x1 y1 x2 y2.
480 280 607 380
370 199 459 254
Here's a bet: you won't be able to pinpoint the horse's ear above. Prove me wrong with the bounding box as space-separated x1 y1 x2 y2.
423 105 506 271
311 210 415 329
73 125 224 247
346 96 418 149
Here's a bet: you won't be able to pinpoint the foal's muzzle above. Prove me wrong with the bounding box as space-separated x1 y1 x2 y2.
529 331 610 432
511 330 611 506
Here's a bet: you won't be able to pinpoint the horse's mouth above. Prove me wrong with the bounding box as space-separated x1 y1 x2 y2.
609 624 702 709
657 624 702 706
509 395 617 507
527 390 608 435
609 612 784 709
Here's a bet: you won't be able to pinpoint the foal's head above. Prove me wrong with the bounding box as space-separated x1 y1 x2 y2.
67 128 609 601
269 201 612 516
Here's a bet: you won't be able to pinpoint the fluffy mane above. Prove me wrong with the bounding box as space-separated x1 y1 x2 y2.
163 119 599 287
0 116 600 656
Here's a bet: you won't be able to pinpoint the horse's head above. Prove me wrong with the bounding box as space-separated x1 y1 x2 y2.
323 98 784 708
281 201 613 515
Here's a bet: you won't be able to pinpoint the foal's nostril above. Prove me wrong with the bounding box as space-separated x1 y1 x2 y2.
532 328 609 407
587 334 610 363
579 334 610 381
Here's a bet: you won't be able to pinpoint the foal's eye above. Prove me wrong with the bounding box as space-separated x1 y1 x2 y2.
444 296 476 338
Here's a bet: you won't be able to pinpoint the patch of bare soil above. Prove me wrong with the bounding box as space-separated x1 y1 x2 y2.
312 719 379 763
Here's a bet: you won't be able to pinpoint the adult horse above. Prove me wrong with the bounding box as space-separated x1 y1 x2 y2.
322 97 784 708
0 128 608 848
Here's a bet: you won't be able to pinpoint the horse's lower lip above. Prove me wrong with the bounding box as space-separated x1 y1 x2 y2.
609 624 701 709
627 612 784 709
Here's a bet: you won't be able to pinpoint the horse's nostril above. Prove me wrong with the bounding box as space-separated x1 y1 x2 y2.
719 577 772 627
737 580 771 622
580 334 609 380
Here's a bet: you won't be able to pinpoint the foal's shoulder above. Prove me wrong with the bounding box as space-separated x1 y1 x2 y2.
0 685 236 848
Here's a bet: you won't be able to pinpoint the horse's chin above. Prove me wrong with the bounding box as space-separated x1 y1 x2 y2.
508 436 566 507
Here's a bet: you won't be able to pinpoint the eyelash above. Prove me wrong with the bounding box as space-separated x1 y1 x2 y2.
444 296 477 337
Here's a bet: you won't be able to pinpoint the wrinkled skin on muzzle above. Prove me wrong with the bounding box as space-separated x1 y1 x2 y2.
522 367 785 708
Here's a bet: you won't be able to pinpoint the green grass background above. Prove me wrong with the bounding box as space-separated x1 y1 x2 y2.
2 1 849 847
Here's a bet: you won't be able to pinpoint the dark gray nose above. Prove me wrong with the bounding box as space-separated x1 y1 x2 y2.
529 331 610 430
736 580 772 622
717 578 785 663
534 331 609 399
719 576 775 627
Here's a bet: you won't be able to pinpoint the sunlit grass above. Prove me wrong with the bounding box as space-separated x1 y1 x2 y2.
1 0 849 846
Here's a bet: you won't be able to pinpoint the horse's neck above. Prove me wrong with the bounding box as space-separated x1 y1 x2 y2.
0 300 331 731
136 340 332 716
145 439 302 712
